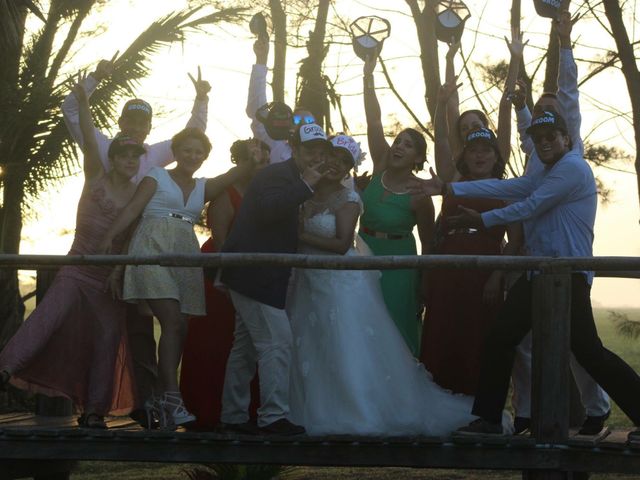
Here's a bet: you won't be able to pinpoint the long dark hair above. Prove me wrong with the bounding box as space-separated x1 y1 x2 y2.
398 128 427 171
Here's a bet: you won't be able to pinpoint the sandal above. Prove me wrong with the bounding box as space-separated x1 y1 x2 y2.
0 370 10 391
159 391 196 427
77 412 107 429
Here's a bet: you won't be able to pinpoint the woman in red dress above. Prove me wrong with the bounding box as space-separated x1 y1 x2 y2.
421 123 523 395
180 139 269 429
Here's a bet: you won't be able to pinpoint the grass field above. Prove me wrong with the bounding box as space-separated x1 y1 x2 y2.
66 308 640 479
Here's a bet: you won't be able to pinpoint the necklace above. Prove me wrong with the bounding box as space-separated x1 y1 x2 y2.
380 171 409 195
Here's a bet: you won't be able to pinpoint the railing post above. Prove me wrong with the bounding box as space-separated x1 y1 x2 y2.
528 266 572 480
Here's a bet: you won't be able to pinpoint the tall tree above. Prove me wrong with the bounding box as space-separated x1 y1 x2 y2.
296 0 331 129
0 1 246 349
600 0 640 215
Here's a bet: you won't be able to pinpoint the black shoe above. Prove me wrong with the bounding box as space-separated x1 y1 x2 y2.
129 408 159 430
578 410 610 435
628 429 640 443
259 418 306 436
513 416 531 435
219 421 260 435
454 418 503 436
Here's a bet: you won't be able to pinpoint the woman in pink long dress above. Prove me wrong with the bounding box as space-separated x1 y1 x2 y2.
0 77 140 428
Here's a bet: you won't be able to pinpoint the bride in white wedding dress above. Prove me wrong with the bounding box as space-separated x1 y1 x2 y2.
288 135 499 436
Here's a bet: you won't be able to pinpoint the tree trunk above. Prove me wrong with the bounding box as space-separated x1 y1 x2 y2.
296 0 330 129
406 0 440 119
269 0 287 103
0 172 26 351
601 0 640 214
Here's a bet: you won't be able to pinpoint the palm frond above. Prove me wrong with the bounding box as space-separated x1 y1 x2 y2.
10 5 248 201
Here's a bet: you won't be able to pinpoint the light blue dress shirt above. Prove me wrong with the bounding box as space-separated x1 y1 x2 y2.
451 151 597 284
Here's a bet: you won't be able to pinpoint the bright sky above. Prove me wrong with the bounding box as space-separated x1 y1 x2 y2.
20 0 640 308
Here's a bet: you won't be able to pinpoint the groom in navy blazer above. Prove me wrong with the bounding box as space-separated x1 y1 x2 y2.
218 123 331 435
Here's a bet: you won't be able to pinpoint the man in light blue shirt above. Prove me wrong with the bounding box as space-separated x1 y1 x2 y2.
415 110 640 440
508 11 610 435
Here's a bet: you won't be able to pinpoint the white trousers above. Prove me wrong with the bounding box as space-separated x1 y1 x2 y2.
511 331 611 417
221 290 293 427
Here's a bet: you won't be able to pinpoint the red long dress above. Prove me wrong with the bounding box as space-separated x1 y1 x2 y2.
180 186 259 429
420 189 506 395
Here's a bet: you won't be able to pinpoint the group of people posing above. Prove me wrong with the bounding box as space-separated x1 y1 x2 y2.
1 9 640 441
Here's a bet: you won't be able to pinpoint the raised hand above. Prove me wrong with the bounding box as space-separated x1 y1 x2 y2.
188 66 211 100
92 51 118 82
437 78 461 104
253 36 269 65
71 71 89 102
448 205 483 229
509 79 527 110
554 10 574 46
445 37 461 62
505 26 528 59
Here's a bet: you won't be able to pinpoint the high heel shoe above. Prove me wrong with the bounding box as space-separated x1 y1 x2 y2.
141 395 162 430
159 391 196 427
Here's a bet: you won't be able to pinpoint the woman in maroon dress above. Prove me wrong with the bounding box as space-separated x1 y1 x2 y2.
179 138 269 429
421 126 522 395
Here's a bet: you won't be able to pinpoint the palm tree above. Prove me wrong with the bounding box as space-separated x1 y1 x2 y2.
0 0 247 349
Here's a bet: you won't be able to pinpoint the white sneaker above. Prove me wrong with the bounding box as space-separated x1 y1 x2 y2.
160 391 196 426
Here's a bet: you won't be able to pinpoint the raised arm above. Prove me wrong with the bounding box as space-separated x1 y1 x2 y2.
186 65 211 132
497 27 527 166
555 10 582 152
363 55 390 174
434 80 460 183
61 57 114 168
71 74 103 180
245 37 281 152
444 40 463 158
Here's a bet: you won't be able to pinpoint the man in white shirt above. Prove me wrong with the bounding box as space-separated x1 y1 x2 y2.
247 36 315 164
508 11 611 435
61 57 210 426
417 110 640 440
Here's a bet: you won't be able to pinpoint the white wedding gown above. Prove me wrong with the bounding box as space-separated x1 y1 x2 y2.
287 188 494 436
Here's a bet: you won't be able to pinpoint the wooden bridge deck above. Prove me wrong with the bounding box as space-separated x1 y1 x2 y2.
1 414 640 475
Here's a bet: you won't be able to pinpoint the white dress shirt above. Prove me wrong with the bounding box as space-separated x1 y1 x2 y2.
61 75 209 184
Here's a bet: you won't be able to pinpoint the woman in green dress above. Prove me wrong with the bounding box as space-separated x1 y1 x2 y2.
359 55 435 356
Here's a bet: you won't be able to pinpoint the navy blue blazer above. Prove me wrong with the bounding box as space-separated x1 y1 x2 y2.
219 158 313 309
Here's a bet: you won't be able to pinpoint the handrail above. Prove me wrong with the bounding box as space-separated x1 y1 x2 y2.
1 253 640 272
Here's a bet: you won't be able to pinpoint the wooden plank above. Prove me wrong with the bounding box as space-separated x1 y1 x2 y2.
0 434 640 473
0 412 33 424
531 269 571 444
